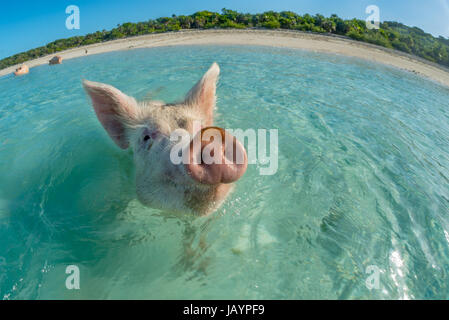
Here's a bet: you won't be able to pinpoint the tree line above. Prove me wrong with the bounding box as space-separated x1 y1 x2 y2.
2 9 449 70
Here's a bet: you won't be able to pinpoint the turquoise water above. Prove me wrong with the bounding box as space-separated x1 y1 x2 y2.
1 45 449 299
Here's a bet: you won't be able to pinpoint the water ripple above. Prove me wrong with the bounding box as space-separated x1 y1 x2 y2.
0 45 449 299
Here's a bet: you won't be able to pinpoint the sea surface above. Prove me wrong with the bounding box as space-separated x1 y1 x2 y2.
1 45 449 299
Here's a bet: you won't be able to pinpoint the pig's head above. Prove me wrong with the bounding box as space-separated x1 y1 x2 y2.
83 63 247 216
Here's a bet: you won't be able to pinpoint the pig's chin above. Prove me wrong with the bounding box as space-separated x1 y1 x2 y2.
135 186 192 215
135 183 233 216
135 166 235 216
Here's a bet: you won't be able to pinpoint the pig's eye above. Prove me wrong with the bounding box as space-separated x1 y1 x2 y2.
143 135 150 142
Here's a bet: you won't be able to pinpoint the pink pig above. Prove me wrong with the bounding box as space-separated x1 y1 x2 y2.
83 63 247 216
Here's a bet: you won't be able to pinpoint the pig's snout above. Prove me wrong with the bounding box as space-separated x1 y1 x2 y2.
185 127 247 185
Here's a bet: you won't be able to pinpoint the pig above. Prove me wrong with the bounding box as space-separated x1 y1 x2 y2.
83 63 247 216
14 65 29 76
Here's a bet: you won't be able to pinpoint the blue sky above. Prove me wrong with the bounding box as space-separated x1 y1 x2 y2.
1 0 449 59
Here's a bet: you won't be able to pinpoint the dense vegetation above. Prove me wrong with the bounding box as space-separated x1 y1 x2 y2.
2 9 449 70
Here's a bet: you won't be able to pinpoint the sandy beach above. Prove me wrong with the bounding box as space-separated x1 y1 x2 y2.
2 29 449 87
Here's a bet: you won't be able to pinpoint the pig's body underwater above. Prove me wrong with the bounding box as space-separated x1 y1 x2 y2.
83 63 248 216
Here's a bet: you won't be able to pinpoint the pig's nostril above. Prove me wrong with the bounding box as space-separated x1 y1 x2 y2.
143 135 150 141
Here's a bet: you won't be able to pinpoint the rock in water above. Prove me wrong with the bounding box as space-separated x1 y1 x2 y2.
49 56 63 65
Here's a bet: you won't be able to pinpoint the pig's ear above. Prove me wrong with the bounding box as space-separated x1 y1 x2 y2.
83 80 138 149
185 63 220 126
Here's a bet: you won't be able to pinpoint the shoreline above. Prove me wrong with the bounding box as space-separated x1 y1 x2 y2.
2 29 449 87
